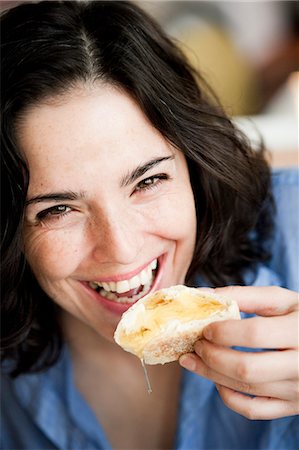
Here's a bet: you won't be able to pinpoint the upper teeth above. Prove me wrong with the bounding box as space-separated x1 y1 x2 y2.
89 259 157 294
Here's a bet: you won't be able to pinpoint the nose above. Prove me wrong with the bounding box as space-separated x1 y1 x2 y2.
90 211 145 266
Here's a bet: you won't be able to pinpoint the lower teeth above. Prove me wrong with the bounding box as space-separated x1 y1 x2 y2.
99 281 152 304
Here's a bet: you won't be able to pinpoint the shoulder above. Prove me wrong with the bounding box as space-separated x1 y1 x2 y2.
270 168 299 246
269 168 298 292
271 167 299 201
241 168 298 291
271 167 299 184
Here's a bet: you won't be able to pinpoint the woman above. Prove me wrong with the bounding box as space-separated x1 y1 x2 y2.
1 1 298 449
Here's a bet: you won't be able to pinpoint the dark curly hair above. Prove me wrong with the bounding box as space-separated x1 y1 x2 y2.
1 0 272 376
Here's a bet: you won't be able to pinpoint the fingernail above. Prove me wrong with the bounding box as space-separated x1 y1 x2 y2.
179 355 197 371
203 327 212 340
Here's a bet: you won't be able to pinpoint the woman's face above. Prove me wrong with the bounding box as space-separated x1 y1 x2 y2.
20 84 197 343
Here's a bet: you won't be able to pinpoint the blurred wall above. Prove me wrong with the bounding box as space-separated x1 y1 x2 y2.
140 1 299 116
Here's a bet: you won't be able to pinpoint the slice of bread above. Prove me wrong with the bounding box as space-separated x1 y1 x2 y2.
114 285 240 364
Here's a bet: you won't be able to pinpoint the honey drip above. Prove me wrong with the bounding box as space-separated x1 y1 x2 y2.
141 359 152 394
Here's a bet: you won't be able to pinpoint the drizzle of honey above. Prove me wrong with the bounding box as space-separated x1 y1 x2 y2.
141 359 152 394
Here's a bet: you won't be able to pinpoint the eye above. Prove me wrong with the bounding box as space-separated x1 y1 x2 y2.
134 174 169 193
36 204 72 222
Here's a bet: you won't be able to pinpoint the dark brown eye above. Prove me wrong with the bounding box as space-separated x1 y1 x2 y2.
135 174 168 192
37 205 71 220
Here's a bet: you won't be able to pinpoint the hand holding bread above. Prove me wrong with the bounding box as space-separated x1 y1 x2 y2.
179 286 299 420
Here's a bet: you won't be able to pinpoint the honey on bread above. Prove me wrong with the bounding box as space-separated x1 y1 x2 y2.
117 290 226 359
114 285 240 365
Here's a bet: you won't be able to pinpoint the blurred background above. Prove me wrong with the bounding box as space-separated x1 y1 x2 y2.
141 0 299 167
1 0 298 166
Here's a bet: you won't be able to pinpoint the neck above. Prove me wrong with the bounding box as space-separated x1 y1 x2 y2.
60 310 182 449
60 309 182 395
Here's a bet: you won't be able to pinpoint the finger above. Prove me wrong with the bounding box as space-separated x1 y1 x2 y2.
194 340 299 382
213 286 299 316
216 384 299 420
203 312 298 348
180 354 297 401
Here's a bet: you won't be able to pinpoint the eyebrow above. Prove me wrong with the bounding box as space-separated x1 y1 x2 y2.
120 155 174 187
25 191 85 206
25 155 175 206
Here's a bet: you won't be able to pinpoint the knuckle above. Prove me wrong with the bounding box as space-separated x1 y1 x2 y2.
266 285 287 299
202 347 215 366
266 286 298 313
198 359 212 379
196 342 215 367
243 402 261 421
235 356 253 382
220 393 260 421
211 325 228 344
242 398 263 420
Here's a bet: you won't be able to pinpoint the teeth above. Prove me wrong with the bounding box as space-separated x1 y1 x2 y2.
115 280 130 294
140 268 149 285
98 283 152 304
102 282 112 292
89 258 158 299
110 281 116 291
129 275 141 289
150 259 157 270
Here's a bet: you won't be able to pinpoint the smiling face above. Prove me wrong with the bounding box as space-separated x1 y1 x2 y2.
20 84 197 344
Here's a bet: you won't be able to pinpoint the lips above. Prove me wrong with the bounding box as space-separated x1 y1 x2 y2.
87 258 159 304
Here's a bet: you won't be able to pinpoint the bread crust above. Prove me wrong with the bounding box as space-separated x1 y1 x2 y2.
114 285 240 364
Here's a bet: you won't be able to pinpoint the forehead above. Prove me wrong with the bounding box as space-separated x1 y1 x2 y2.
18 84 157 149
16 84 174 194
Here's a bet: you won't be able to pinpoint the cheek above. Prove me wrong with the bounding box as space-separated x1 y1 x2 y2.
147 187 196 242
172 190 197 260
24 227 85 281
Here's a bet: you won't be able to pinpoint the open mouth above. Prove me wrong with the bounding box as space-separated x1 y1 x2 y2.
88 258 159 304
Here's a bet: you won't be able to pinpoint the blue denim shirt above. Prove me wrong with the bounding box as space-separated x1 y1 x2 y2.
1 168 298 449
